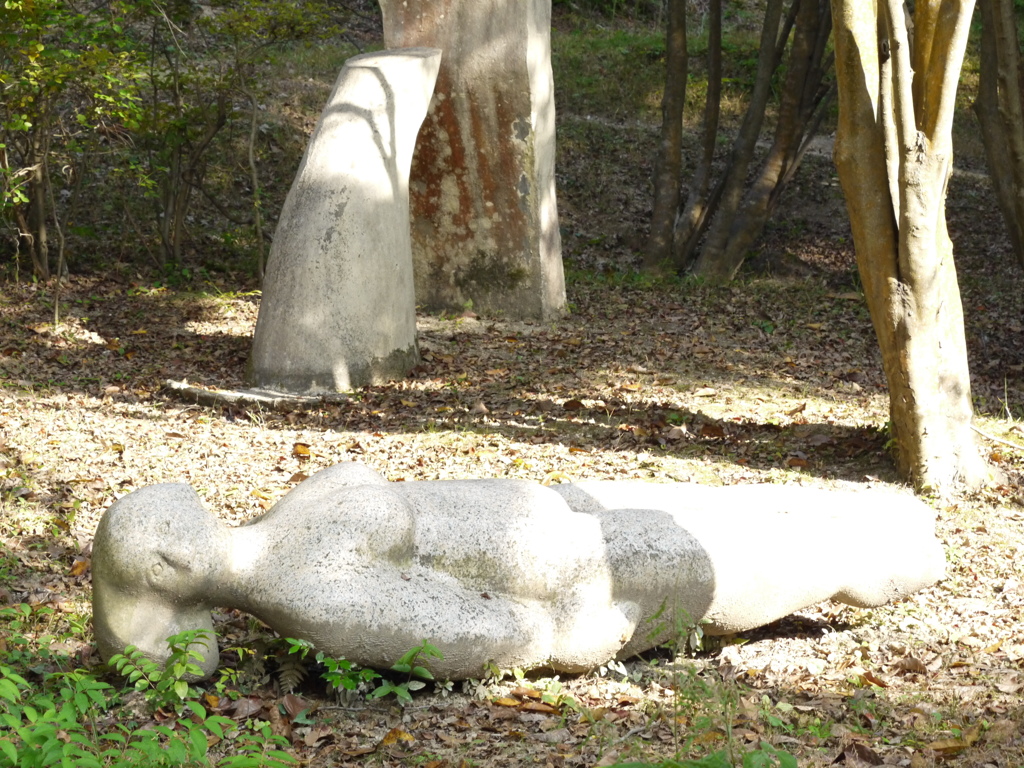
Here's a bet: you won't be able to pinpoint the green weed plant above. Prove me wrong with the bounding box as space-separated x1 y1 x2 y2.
0 606 294 767
608 743 797 768
285 637 444 705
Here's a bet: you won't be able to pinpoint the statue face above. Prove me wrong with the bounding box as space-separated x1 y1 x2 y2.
92 577 219 678
92 484 224 678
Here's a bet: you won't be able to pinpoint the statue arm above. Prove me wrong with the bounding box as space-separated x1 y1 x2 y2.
252 564 556 681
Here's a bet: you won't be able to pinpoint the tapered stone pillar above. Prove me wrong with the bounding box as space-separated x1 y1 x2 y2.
380 0 566 320
248 48 441 393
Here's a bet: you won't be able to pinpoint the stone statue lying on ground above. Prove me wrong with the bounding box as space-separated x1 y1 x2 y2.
92 463 946 680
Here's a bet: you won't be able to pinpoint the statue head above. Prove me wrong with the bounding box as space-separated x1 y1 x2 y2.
92 484 227 678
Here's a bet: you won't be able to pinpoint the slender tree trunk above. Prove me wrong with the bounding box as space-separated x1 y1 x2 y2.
245 88 267 283
157 93 227 267
646 0 688 272
831 0 988 491
690 0 785 280
715 0 833 274
672 0 721 270
46 153 67 327
973 0 1024 267
26 125 50 280
157 144 180 267
172 180 189 264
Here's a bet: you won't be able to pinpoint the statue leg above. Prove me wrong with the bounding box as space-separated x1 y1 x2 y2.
555 481 945 655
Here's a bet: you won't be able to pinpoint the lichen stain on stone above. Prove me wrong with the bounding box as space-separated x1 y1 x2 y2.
420 551 553 598
513 117 530 141
319 226 339 250
407 65 536 307
380 0 563 318
454 251 529 294
517 173 530 198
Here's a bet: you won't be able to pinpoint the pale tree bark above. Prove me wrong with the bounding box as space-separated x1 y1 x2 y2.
973 0 1024 268
831 0 989 491
645 0 688 271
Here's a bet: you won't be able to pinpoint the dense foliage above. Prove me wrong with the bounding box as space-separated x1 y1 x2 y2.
0 0 342 280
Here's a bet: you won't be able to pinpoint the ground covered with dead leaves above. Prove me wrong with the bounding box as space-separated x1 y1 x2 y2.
3 8 1024 767
2 213 1024 766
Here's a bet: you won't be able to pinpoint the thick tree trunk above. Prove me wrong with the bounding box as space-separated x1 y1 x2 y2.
973 0 1024 268
380 0 566 321
830 0 988 491
645 0 688 272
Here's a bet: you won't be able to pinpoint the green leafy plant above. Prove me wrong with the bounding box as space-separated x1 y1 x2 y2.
0 0 143 279
368 639 443 705
0 617 295 767
107 629 212 710
285 637 443 705
528 676 579 711
0 663 115 768
284 637 380 696
607 743 797 768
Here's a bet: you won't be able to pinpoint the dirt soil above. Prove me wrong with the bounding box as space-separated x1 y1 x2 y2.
3 9 1024 768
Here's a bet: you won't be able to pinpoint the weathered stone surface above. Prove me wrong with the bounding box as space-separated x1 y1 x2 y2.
380 0 566 320
248 48 441 393
92 463 945 680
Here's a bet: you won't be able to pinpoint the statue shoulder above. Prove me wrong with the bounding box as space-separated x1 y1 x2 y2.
255 462 387 523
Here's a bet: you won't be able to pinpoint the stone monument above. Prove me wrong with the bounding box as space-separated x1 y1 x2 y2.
92 463 946 680
380 0 566 320
248 48 441 393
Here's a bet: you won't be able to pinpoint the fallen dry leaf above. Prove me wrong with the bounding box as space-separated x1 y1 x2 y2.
833 741 883 765
700 423 726 439
228 697 264 720
380 727 415 746
896 655 928 675
520 701 559 714
302 725 333 747
266 704 291 739
281 693 311 719
858 670 888 688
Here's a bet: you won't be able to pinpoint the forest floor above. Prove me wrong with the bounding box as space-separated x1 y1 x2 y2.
3 6 1024 768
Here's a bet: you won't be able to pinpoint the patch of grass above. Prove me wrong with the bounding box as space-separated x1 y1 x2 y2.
264 38 369 82
552 9 774 128
553 23 667 119
565 264 692 290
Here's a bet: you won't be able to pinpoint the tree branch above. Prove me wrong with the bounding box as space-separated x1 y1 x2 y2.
919 0 976 142
881 0 917 153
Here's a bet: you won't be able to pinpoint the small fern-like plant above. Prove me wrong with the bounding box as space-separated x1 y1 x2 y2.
284 638 380 697
0 610 295 768
284 637 443 704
